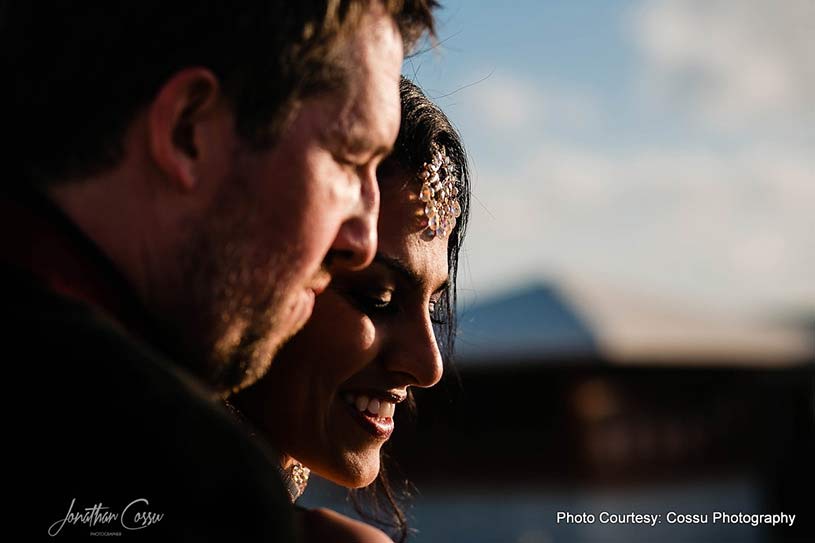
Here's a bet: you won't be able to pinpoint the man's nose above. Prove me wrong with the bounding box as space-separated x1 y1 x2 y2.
327 169 379 271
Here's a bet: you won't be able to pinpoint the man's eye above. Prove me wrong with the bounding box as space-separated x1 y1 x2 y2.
336 153 368 169
338 157 360 167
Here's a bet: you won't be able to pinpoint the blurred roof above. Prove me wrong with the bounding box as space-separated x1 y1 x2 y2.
456 282 815 367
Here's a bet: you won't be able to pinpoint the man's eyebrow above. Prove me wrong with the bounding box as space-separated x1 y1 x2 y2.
324 115 393 159
344 130 393 158
372 253 449 294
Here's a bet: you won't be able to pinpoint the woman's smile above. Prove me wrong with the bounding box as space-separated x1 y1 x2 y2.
339 391 404 439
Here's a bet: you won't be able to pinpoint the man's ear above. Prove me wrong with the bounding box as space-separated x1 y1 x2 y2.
147 68 221 191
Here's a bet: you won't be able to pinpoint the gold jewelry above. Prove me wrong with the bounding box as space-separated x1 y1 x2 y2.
418 144 461 238
280 460 310 503
223 400 310 503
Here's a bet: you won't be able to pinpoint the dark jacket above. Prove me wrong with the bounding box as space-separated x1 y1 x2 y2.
3 190 295 541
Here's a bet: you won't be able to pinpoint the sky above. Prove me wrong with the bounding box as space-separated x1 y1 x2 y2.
405 0 814 317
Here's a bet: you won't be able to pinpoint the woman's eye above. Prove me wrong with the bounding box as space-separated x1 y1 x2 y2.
367 294 391 310
349 290 396 316
429 300 447 325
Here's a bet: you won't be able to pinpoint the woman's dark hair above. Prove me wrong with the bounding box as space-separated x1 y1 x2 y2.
350 76 470 542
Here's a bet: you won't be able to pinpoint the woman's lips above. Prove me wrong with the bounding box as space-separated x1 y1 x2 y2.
342 392 396 439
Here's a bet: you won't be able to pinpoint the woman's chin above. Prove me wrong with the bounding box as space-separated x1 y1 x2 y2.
348 471 379 489
317 455 381 489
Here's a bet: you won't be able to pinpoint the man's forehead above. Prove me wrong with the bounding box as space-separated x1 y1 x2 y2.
302 6 402 158
324 70 400 152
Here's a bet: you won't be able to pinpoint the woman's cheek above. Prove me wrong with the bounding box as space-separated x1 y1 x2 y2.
334 309 379 378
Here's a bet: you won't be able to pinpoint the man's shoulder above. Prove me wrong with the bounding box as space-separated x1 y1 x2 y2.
3 264 209 420
5 267 296 540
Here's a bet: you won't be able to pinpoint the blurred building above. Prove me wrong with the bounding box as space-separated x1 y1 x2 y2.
385 282 815 543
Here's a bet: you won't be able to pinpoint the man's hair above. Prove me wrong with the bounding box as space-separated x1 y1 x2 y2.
0 1 437 185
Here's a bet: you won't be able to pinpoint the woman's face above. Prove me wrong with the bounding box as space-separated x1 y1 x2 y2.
235 169 449 488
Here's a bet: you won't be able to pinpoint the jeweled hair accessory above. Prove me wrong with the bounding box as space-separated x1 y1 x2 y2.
418 144 461 238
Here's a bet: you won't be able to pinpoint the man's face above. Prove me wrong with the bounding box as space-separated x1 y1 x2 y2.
175 7 403 394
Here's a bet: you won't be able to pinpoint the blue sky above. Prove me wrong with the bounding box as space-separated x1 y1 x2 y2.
405 0 815 315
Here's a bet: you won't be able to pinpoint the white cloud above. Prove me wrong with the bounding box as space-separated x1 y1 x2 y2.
467 72 601 133
425 3 815 315
631 0 815 132
462 141 815 312
467 75 542 131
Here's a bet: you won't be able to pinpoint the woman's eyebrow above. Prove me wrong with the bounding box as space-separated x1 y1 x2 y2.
372 253 449 294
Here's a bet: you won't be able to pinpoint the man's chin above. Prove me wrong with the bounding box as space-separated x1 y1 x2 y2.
221 327 300 396
225 341 280 395
218 289 317 396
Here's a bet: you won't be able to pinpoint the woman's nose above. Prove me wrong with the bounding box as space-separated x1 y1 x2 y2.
383 315 444 388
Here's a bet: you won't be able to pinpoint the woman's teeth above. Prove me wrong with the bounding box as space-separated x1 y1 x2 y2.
343 393 396 418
